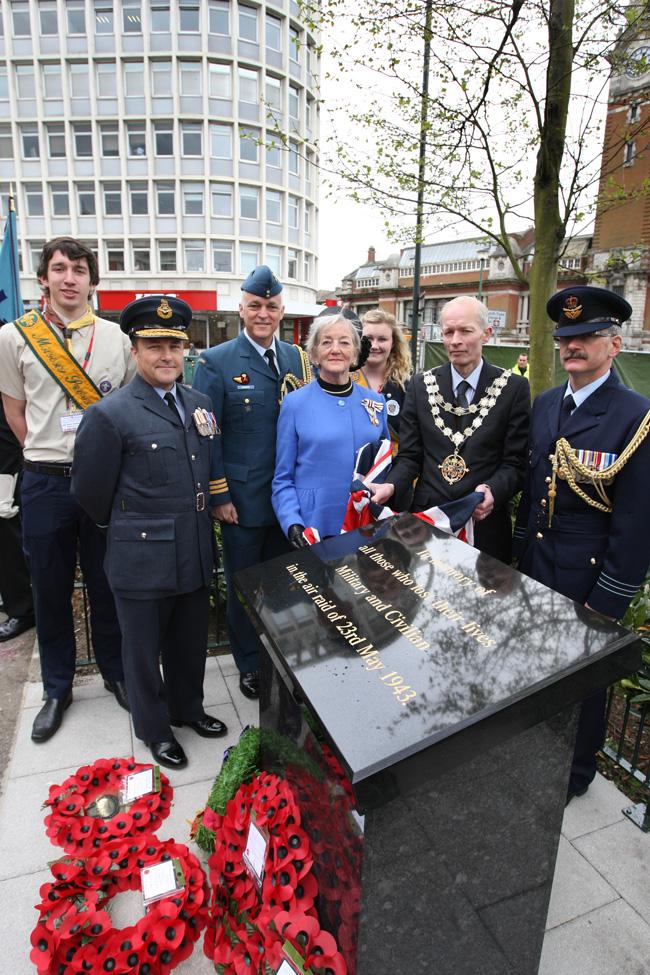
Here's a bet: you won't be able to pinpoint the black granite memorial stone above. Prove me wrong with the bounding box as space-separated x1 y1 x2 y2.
235 514 641 975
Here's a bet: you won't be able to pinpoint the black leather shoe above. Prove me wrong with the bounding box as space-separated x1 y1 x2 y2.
0 614 35 643
104 679 130 712
147 738 187 770
171 714 228 737
565 785 589 807
31 691 73 743
239 671 259 699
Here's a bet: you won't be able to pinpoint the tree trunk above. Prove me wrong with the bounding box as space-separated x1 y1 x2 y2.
528 0 575 398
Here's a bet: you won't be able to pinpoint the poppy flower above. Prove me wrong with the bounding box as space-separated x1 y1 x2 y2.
29 924 56 972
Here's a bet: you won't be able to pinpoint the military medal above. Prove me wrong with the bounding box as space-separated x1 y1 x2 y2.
192 408 219 436
361 398 384 426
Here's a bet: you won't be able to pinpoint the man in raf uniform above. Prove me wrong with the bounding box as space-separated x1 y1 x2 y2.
193 266 309 700
0 237 132 742
72 296 227 769
513 285 650 802
371 295 530 563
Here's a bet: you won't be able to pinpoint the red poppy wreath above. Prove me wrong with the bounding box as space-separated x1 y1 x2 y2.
43 757 172 856
30 834 208 975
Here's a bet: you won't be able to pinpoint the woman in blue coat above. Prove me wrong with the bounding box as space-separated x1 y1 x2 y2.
273 314 389 546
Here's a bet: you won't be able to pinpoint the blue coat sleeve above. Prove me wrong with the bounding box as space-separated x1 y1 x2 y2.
193 353 230 507
71 405 123 526
272 396 304 535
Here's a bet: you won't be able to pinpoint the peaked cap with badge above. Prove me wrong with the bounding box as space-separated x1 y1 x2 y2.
120 295 192 340
548 286 632 338
241 265 283 299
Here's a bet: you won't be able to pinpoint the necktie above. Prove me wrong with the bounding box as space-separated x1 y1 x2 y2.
561 394 576 423
455 380 471 408
163 391 182 423
265 348 279 378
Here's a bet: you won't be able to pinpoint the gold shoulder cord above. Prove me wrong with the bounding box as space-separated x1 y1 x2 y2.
548 408 650 523
280 344 313 401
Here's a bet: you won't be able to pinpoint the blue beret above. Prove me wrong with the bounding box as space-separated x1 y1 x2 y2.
120 295 192 339
548 286 631 337
241 265 283 298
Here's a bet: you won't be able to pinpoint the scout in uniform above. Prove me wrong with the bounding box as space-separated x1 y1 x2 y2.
193 266 310 699
513 285 650 801
0 237 133 743
72 296 227 769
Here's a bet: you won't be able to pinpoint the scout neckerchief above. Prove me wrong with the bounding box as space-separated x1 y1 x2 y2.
13 305 102 410
422 367 512 485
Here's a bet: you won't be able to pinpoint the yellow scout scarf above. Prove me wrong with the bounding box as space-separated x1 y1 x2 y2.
13 307 102 410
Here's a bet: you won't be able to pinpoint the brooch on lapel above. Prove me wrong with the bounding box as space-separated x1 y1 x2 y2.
232 373 250 385
361 398 384 426
192 408 220 437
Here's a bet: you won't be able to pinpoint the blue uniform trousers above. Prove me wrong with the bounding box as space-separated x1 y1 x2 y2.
21 470 123 698
113 586 210 742
220 521 290 674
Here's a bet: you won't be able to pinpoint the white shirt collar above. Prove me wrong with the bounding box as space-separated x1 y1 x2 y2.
242 329 278 360
450 360 483 394
565 370 610 408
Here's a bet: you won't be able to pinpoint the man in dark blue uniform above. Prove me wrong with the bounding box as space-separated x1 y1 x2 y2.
72 297 227 769
514 286 650 802
193 267 306 700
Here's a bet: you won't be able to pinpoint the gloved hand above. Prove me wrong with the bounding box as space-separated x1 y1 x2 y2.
288 524 309 549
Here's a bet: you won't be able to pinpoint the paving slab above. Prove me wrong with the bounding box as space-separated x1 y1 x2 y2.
201 655 234 709
573 817 650 923
217 654 239 678
545 835 619 930
561 772 627 841
0 868 52 975
539 897 650 975
23 671 117 709
224 672 259 729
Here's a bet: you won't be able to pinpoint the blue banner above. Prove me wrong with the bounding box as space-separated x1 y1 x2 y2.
0 202 24 324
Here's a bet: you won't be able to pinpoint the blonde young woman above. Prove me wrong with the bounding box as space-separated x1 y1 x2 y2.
352 309 412 451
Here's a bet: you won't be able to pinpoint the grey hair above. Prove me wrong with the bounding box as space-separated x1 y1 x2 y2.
440 296 490 331
306 314 361 361
592 324 623 338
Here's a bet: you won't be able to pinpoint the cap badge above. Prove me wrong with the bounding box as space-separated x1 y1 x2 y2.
563 295 582 320
156 298 173 320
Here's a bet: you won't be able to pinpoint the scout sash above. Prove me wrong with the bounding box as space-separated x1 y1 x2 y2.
13 309 102 410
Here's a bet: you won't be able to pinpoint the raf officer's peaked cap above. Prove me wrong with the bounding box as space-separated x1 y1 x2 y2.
241 265 283 298
120 295 192 340
548 286 631 337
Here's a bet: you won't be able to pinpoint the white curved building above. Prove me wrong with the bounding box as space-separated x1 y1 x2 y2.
0 0 320 341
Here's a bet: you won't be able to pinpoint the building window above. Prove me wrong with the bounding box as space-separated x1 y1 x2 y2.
100 122 120 157
67 0 86 34
103 183 122 215
179 1 199 31
123 1 142 33
265 137 281 168
42 63 63 99
12 1 30 36
16 64 36 100
107 243 125 270
77 185 96 216
213 241 233 273
129 182 148 214
97 62 117 97
305 204 312 235
150 1 170 31
132 244 151 271
180 60 202 96
289 86 299 127
47 124 66 158
40 2 58 35
288 142 300 176
0 126 12 159
629 101 641 123
210 123 232 159
51 183 70 217
289 27 300 65
124 62 145 97
73 123 93 158
183 183 204 215
158 241 177 271
239 126 259 163
209 0 229 34
266 189 282 224
181 122 203 156
127 123 146 156
95 1 114 34
265 76 282 116
154 120 174 155
21 125 40 159
238 4 257 42
288 195 299 229
156 181 175 215
266 244 282 276
151 60 173 96
240 186 259 220
624 140 636 166
69 62 90 98
211 183 233 216
185 240 205 272
0 68 8 101
209 63 232 98
266 14 282 52
25 184 44 216
239 68 259 104
240 243 260 275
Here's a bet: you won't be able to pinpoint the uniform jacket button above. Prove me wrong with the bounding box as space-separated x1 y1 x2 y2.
141 532 147 539
151 443 158 450
536 531 544 539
